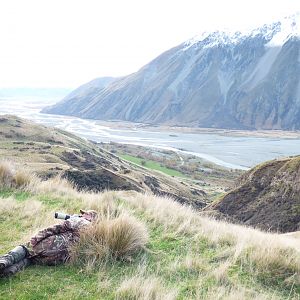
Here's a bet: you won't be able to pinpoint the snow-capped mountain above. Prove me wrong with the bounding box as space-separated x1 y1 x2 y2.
43 14 300 130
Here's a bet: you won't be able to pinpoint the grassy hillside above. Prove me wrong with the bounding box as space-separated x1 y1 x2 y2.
119 154 185 178
101 142 242 196
208 156 300 233
0 115 207 208
0 164 299 299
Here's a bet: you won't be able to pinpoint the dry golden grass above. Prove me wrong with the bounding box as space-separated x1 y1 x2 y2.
0 196 51 253
169 256 275 299
70 214 148 266
0 197 18 214
0 161 14 188
0 196 42 219
119 192 300 284
29 175 76 196
203 286 272 300
116 275 177 300
81 191 122 221
170 255 208 275
0 161 72 196
0 161 36 189
14 169 33 188
13 166 299 285
1 164 299 299
211 260 232 285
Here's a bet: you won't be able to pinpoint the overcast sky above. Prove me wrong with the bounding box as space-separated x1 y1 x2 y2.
0 0 299 88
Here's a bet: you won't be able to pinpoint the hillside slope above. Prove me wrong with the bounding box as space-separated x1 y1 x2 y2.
44 14 300 130
0 115 206 208
208 156 300 233
0 168 299 299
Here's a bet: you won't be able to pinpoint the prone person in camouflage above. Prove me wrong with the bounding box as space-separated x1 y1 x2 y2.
0 209 98 277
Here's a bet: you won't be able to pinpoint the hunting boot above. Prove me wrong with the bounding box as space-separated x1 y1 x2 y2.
0 246 28 271
1 258 31 277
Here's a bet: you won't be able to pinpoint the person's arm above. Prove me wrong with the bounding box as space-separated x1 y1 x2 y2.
30 220 74 247
30 217 90 247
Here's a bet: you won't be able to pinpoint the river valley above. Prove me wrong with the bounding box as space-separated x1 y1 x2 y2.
1 95 300 170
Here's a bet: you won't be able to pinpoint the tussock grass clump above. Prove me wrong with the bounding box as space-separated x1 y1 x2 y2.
0 161 14 187
13 170 33 188
71 214 148 266
116 276 177 300
0 161 35 189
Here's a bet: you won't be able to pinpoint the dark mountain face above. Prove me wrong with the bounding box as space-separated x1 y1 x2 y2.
43 15 300 130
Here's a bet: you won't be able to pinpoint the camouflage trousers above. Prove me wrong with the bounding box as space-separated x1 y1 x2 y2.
0 243 70 277
0 245 31 277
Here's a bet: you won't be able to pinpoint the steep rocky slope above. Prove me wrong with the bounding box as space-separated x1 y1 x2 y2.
0 115 206 208
207 156 300 233
44 14 300 130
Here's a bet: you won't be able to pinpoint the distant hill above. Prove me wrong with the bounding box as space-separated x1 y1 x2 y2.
0 115 206 208
43 14 300 130
42 77 117 115
207 156 300 233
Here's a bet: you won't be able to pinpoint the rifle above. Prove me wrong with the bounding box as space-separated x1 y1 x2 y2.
54 212 82 220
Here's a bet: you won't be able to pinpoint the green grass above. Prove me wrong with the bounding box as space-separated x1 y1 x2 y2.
0 196 201 299
0 222 223 299
119 154 185 177
0 190 31 201
0 188 299 300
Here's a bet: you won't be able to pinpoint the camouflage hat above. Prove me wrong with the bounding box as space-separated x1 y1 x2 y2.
80 209 98 221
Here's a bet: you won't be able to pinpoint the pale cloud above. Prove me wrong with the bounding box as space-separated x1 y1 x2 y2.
0 0 298 87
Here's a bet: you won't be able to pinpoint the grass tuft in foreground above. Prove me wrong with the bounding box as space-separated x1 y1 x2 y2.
70 214 149 267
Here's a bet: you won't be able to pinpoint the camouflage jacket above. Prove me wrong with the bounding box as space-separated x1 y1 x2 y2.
26 217 91 265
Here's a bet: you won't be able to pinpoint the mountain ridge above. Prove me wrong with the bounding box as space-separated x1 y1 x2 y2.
43 14 300 130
